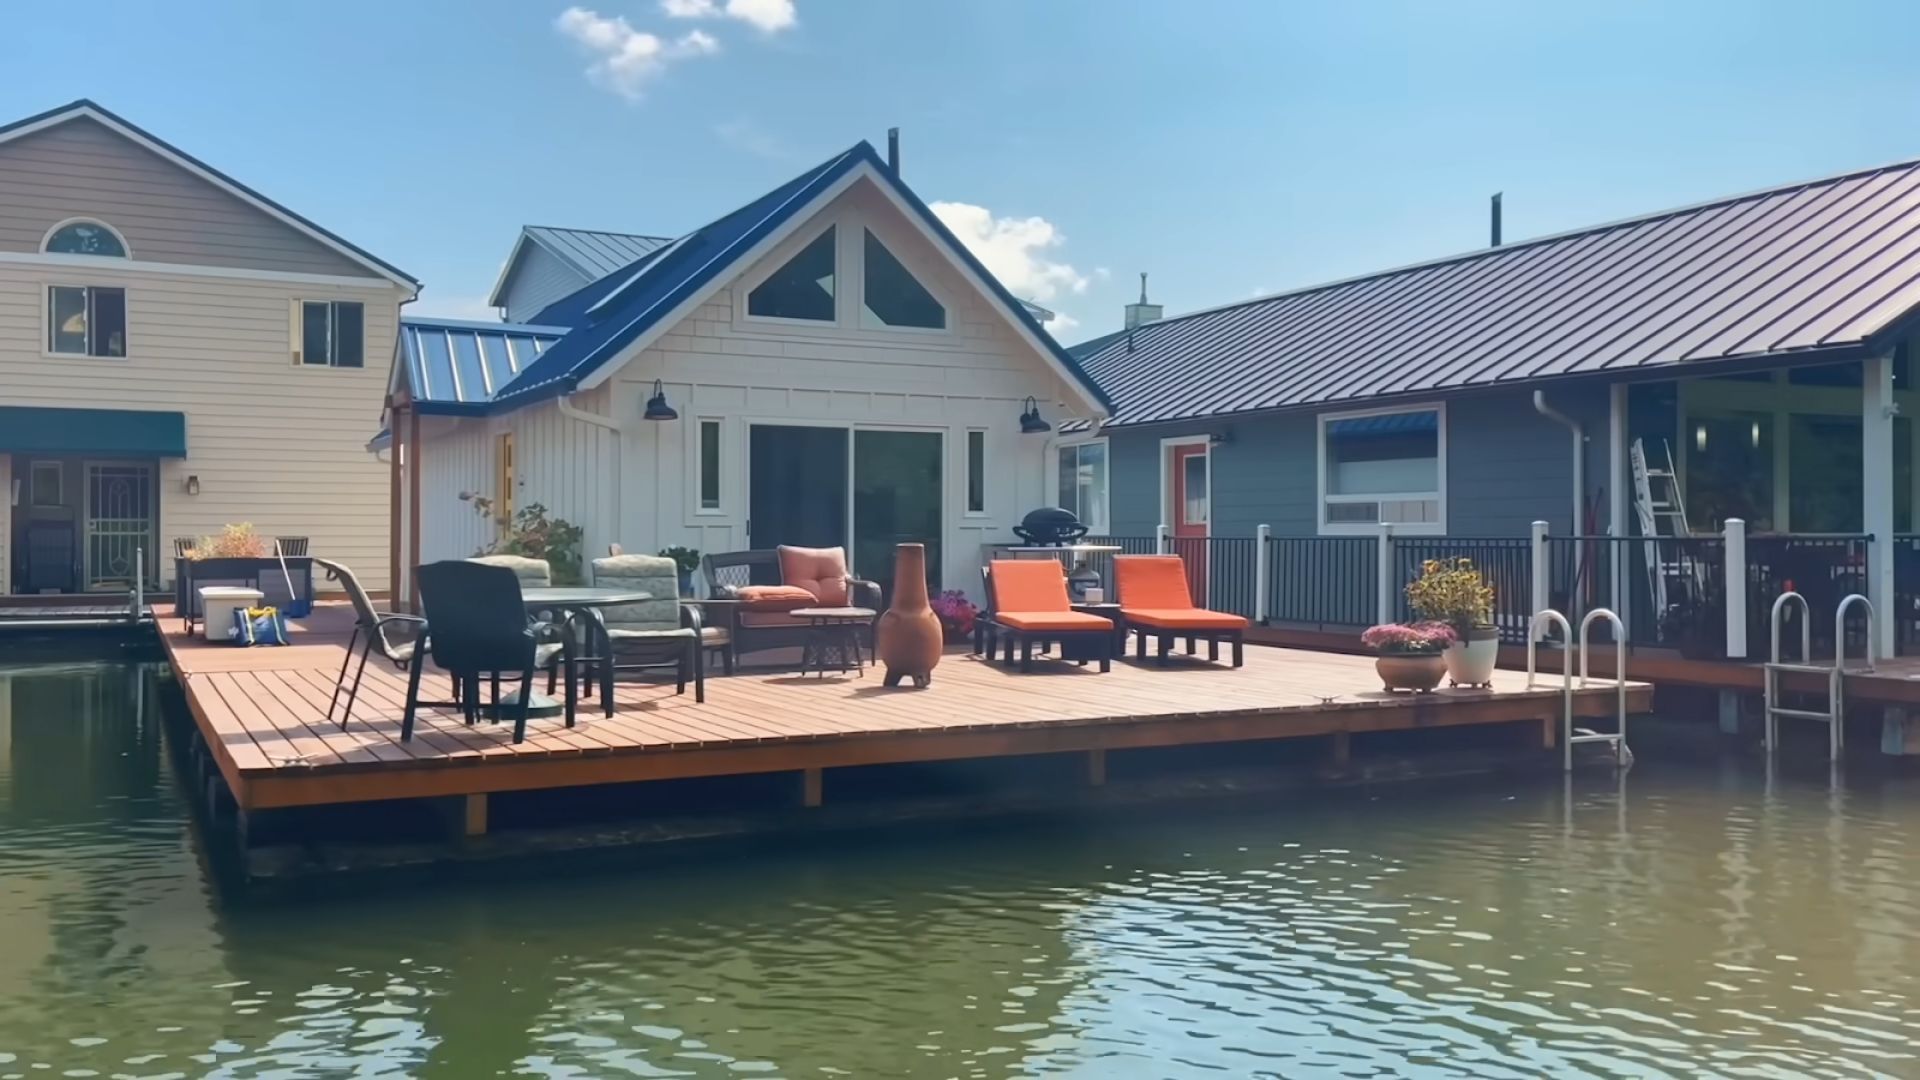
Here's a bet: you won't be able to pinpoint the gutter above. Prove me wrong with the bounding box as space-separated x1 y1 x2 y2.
1532 391 1585 535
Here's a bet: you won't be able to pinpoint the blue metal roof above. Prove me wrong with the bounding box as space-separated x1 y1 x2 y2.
399 316 565 415
1077 156 1920 427
488 140 1113 414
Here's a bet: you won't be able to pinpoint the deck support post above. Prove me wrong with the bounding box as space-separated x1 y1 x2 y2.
1529 521 1550 640
1723 518 1747 659
1254 524 1271 624
463 793 488 837
1718 689 1743 736
1086 748 1107 787
1375 522 1395 625
1328 730 1351 771
1865 351 1897 659
800 767 823 808
1881 707 1920 755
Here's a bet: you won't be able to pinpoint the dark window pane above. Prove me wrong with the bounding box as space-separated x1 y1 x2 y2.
301 302 331 365
90 287 126 357
862 229 944 329
48 286 87 354
333 302 364 368
700 420 721 509
45 221 126 257
747 227 835 321
967 430 985 512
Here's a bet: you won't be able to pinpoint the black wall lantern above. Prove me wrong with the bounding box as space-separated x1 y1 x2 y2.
1018 395 1051 434
643 379 679 421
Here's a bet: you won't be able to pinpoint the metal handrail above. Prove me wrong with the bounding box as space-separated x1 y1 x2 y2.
1526 610 1575 772
1530 607 1631 772
1834 593 1875 675
1770 591 1810 666
1578 608 1628 769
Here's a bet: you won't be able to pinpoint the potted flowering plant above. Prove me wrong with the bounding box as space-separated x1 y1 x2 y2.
1405 557 1499 688
1360 621 1455 693
929 589 978 644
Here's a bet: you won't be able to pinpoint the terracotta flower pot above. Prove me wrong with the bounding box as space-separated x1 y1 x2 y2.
1443 627 1500 687
1375 652 1446 693
877 543 943 688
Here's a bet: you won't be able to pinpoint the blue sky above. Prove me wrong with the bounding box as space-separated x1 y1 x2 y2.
6 1 1920 340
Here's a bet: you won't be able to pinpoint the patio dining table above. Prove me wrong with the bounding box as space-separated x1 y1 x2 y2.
499 586 651 718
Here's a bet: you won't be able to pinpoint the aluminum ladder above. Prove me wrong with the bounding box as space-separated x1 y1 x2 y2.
1764 591 1874 761
1630 437 1690 632
1527 608 1631 771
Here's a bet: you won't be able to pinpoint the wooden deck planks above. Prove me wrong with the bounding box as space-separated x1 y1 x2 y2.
158 604 1651 811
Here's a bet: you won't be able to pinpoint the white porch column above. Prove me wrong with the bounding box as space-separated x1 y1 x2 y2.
1530 519 1550 638
1608 383 1629 624
1254 524 1271 624
1375 522 1395 625
1866 351 1897 659
1155 523 1170 554
1723 518 1747 660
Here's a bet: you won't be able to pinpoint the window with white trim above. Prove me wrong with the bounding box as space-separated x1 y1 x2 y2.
966 429 986 514
47 285 126 357
698 419 722 511
1320 406 1444 534
296 301 364 367
747 226 836 322
44 219 127 257
862 229 944 330
1056 441 1110 533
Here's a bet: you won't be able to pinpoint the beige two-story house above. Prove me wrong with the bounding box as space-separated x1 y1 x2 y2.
0 100 416 595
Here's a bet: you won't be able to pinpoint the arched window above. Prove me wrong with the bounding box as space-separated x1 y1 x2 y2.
43 219 129 257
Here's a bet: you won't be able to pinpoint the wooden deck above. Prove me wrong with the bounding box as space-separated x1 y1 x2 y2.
159 606 1650 823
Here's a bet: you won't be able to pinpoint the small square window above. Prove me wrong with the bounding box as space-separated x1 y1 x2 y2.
748 227 836 322
47 285 125 357
298 301 365 367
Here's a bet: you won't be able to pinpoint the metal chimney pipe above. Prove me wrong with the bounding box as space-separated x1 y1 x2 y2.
1491 192 1503 247
887 127 900 174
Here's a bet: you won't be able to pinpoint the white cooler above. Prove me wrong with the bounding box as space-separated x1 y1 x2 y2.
199 586 264 641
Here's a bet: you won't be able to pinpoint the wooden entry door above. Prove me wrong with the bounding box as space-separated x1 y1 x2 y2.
1168 442 1208 604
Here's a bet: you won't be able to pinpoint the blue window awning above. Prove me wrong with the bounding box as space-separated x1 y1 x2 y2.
1326 410 1439 438
0 406 187 457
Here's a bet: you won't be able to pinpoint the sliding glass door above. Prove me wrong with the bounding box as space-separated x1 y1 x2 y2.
853 429 942 597
749 425 848 552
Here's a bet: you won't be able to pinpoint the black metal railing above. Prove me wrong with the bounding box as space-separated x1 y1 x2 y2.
1264 535 1377 629
1543 535 1649 643
1747 534 1871 659
1204 537 1261 617
1393 537 1533 644
1897 535 1920 656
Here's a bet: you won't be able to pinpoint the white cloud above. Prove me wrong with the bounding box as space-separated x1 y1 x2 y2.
714 117 791 160
930 201 1089 305
556 7 721 101
661 0 796 33
1047 311 1081 335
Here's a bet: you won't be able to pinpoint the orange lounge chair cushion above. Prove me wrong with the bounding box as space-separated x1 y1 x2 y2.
1124 608 1249 631
1113 555 1199 608
988 559 1073 612
777 545 851 606
737 584 818 613
995 610 1114 632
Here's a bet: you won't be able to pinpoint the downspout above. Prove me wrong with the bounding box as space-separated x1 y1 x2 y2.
556 392 623 558
1532 390 1584 536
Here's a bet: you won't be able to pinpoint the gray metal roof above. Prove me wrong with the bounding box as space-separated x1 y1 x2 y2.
525 225 674 279
1078 157 1920 427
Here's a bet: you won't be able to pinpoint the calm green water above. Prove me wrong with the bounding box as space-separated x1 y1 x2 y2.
4 658 1920 1078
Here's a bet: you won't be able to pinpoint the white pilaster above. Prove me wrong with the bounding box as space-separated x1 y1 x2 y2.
1530 519 1550 638
1254 524 1271 624
1608 383 1629 623
1724 517 1747 659
1375 522 1395 625
1865 352 1897 659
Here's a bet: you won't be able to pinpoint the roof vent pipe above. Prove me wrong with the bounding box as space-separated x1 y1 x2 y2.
1532 390 1584 536
1491 192 1503 247
886 127 900 174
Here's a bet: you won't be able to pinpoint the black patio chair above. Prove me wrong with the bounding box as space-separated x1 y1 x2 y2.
316 558 425 732
403 560 573 744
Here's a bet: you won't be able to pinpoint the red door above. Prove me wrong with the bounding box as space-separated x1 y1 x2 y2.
1169 443 1208 604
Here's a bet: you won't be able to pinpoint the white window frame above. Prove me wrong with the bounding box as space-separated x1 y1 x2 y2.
739 221 842 329
1316 402 1447 536
964 428 989 517
695 417 725 515
856 225 951 336
40 217 131 258
43 283 128 359
293 299 365 368
1055 436 1111 535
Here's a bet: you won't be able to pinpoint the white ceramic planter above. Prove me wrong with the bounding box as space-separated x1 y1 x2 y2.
1444 630 1499 687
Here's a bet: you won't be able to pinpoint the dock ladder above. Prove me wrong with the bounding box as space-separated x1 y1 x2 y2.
1527 608 1631 771
1763 591 1874 760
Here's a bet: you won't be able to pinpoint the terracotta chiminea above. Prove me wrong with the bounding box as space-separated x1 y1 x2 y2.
877 543 943 688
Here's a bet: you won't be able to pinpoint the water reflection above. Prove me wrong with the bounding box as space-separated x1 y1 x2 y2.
1 657 1919 1076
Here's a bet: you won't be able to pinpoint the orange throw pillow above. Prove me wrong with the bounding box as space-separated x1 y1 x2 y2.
777 545 851 606
737 585 818 612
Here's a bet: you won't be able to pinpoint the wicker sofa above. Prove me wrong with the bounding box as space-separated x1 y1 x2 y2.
700 547 881 667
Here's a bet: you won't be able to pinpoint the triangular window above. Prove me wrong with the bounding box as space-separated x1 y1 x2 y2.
861 229 945 330
748 226 836 321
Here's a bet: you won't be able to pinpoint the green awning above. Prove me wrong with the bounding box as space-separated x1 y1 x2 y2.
0 406 187 457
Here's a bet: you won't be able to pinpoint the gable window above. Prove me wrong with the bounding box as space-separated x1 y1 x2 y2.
747 226 836 322
966 429 987 514
698 419 722 511
1319 405 1445 534
297 301 364 367
43 219 128 258
1057 441 1109 534
47 286 126 357
862 229 944 330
